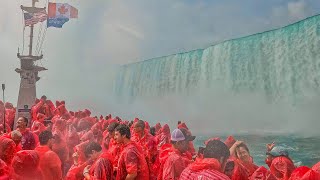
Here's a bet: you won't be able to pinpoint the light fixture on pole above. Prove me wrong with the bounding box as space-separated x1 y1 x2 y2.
1 84 5 133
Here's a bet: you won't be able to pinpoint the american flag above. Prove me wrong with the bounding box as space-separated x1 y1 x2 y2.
24 10 47 26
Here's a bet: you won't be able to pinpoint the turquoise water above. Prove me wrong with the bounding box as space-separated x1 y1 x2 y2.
115 14 320 103
194 134 320 167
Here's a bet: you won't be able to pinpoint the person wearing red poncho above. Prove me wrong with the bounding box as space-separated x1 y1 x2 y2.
249 166 276 180
265 144 295 180
289 166 320 180
16 117 38 150
179 139 231 180
35 130 62 180
229 140 258 180
312 161 320 174
161 128 195 180
82 141 113 180
132 120 157 179
0 136 16 166
114 124 149 180
103 122 121 168
177 123 196 156
156 124 171 150
12 150 43 180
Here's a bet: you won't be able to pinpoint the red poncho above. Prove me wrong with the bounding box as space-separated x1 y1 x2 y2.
0 159 11 180
312 161 320 174
161 148 190 180
250 166 276 180
35 146 63 180
270 156 295 180
179 158 230 180
88 152 113 180
0 136 16 165
289 166 320 180
156 124 170 149
232 157 258 180
12 150 43 180
116 141 149 180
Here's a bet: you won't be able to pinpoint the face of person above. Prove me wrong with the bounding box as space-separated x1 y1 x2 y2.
177 140 189 153
236 146 251 163
89 150 100 160
16 118 27 129
133 124 143 134
108 131 115 139
114 131 125 144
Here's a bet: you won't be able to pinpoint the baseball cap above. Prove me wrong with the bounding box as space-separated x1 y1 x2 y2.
266 146 289 157
171 128 196 142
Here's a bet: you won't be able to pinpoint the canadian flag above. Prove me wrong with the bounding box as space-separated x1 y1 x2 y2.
48 3 78 19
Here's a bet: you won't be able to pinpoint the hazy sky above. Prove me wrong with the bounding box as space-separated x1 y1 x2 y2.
1 0 320 133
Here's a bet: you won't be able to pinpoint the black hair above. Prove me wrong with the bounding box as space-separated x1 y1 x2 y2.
84 141 102 158
236 143 250 157
128 121 134 128
178 121 181 125
107 122 120 133
135 120 145 129
204 140 230 160
115 124 131 139
39 130 53 145
150 127 156 136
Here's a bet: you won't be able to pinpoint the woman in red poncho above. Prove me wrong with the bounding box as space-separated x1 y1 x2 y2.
230 141 258 180
12 150 43 180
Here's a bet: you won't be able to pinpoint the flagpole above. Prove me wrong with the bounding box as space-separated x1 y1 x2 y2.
28 0 37 56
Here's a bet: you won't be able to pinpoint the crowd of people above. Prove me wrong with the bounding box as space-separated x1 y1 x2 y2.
0 95 320 180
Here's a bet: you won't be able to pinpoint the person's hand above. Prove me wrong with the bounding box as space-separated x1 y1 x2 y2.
234 140 243 146
83 165 91 176
266 142 275 152
72 152 79 165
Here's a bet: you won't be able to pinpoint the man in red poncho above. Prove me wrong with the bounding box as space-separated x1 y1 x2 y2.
3 130 22 153
103 122 121 168
82 141 113 180
161 128 195 180
132 120 157 179
16 117 37 150
180 140 231 180
35 130 63 180
178 123 196 156
114 124 149 180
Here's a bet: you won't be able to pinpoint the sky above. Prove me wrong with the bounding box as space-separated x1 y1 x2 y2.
1 0 320 134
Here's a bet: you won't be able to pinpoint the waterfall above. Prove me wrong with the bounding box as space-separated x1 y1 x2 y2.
115 14 320 103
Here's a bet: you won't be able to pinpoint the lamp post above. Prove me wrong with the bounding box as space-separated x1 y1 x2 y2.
1 84 5 133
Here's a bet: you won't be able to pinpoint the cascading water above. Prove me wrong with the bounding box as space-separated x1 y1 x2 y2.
115 15 320 103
